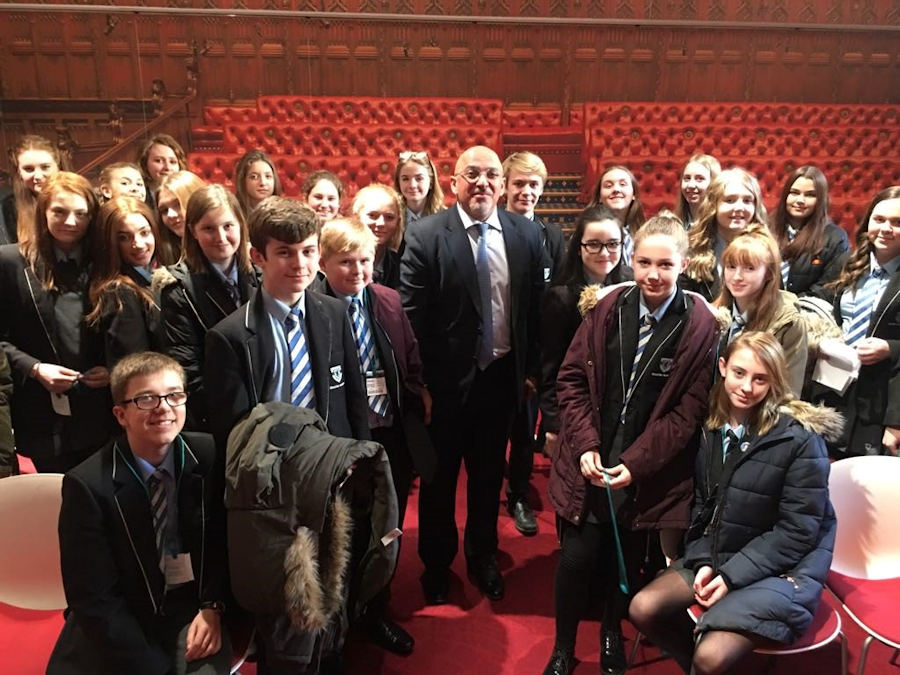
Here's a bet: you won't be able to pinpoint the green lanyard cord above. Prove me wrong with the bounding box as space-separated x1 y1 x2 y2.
601 469 629 595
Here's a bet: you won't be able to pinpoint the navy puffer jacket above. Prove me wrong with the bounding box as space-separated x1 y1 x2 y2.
682 401 842 643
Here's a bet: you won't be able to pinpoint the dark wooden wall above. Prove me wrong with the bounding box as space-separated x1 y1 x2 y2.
0 0 897 109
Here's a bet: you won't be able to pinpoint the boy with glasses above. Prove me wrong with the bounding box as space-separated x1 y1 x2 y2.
49 351 229 675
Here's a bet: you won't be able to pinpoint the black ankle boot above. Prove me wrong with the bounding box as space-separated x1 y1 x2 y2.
543 647 576 675
600 627 626 675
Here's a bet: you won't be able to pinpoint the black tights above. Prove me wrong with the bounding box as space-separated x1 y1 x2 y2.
629 567 759 674
553 521 660 653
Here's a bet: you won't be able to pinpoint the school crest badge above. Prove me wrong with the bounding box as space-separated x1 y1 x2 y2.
659 357 675 374
544 267 552 282
330 365 343 383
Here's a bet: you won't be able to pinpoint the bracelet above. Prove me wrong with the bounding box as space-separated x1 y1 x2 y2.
199 600 225 614
31 362 41 378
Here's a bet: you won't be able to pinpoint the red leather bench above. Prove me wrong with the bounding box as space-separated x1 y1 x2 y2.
255 96 503 126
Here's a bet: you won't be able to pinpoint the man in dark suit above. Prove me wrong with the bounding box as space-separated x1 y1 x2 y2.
48 352 230 674
400 145 547 603
501 151 565 536
204 197 369 449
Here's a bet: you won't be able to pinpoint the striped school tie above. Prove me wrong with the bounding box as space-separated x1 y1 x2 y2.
844 267 889 347
147 469 167 567
285 307 316 409
623 314 655 421
728 313 746 344
780 226 796 287
349 298 390 418
474 221 494 370
622 228 634 267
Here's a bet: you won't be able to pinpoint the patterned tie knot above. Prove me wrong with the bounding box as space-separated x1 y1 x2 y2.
285 306 301 329
726 429 741 446
871 267 888 280
350 297 362 314
733 313 745 328
476 221 489 237
643 314 656 328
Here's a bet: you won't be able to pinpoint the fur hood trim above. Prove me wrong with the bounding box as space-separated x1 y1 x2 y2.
578 281 634 316
779 401 844 442
282 494 353 633
150 265 178 298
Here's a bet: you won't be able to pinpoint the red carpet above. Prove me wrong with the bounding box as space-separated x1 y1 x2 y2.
2 454 897 674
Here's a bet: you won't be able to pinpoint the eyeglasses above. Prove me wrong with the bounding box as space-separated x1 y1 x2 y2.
455 168 503 183
120 392 188 410
580 240 622 254
399 151 428 162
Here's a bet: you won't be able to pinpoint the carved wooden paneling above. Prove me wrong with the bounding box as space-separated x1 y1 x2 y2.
0 11 897 107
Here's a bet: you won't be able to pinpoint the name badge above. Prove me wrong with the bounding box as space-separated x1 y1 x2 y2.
366 372 388 397
51 392 72 416
164 553 195 586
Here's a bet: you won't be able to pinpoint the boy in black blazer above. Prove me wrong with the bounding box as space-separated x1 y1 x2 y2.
48 352 229 675
204 197 369 449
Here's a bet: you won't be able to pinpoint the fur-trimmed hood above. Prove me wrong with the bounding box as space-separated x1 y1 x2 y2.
578 281 719 322
712 290 802 334
778 400 844 443
150 264 178 299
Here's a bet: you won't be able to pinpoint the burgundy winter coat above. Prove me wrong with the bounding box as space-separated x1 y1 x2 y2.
548 284 719 530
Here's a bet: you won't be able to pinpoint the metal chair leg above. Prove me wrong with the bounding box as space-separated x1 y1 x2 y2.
627 632 642 668
857 635 874 675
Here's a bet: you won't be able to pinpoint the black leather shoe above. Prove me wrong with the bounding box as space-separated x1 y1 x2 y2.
420 568 449 605
467 561 505 601
507 498 538 536
542 647 575 675
366 617 415 655
600 627 626 675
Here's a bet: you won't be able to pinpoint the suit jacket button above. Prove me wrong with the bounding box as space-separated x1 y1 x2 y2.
587 360 593 366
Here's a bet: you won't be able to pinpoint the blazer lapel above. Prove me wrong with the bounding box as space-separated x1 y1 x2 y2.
22 265 61 358
303 292 333 414
445 209 482 316
870 272 900 336
203 274 237 320
111 440 163 587
176 437 203 559
500 211 526 336
244 292 272 407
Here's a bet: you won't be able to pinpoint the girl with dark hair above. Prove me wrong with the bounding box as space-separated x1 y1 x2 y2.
540 204 633 458
136 133 187 195
682 168 769 302
87 196 164 367
393 150 445 227
673 154 721 230
0 172 115 473
1 135 61 245
234 149 282 215
771 165 850 300
822 186 900 456
544 213 719 675
302 170 343 222
588 165 646 265
156 184 257 430
714 226 808 395
630 332 838 675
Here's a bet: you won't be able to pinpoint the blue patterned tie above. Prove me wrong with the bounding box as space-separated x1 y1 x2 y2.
728 313 746 344
844 267 888 347
780 226 796 287
285 307 315 409
148 469 167 568
474 221 494 370
623 314 655 421
349 298 390 418
622 228 634 267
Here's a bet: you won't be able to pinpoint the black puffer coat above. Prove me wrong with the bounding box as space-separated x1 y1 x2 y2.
682 401 841 643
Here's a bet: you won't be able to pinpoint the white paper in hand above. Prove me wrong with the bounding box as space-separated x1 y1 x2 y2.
813 338 860 395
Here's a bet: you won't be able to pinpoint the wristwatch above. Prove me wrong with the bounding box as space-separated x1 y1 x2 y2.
199 600 225 614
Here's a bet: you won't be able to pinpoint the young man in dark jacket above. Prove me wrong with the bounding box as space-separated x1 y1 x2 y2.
48 352 229 675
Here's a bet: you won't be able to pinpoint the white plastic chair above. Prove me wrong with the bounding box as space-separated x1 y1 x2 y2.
828 455 900 675
0 473 66 610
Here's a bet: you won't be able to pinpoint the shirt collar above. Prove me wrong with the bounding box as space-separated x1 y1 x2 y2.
132 265 153 283
723 423 745 441
130 442 175 483
638 288 678 323
261 287 306 323
456 203 502 232
53 244 82 265
209 258 238 285
730 302 749 325
869 252 900 276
